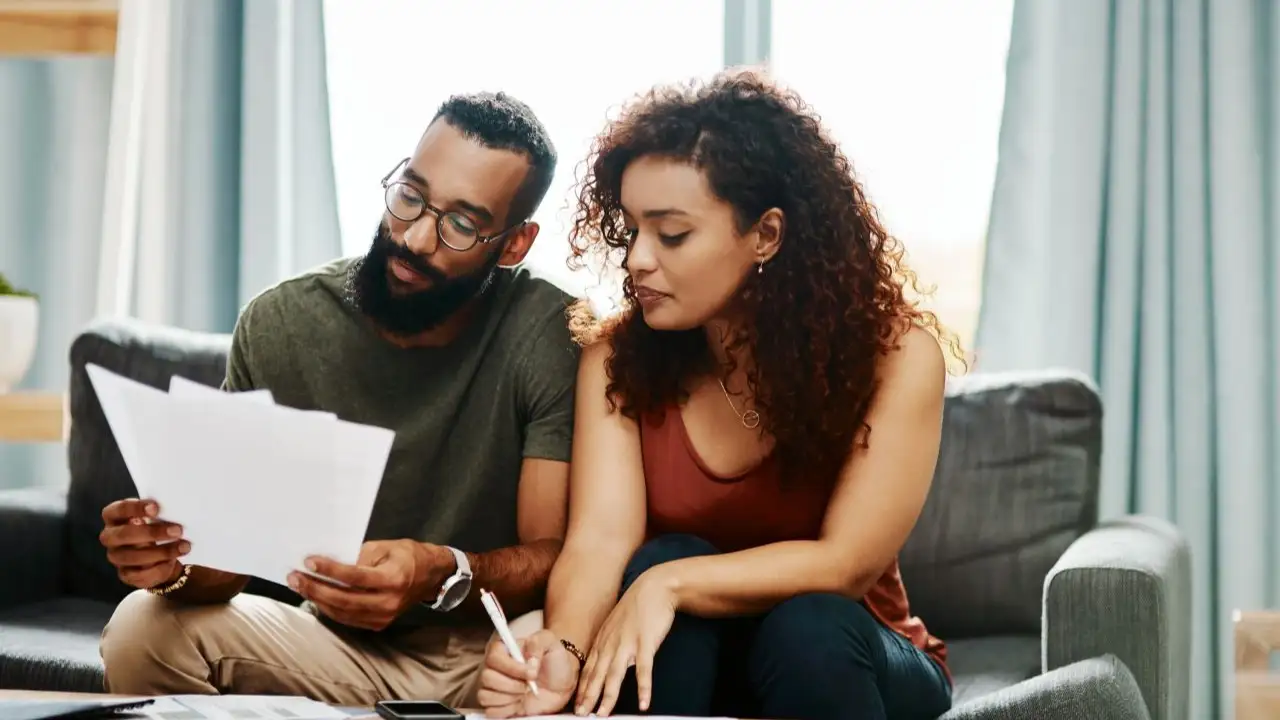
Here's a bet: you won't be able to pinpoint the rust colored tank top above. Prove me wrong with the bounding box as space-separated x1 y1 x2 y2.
641 406 949 677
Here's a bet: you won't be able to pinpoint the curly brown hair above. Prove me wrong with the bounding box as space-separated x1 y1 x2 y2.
567 68 965 483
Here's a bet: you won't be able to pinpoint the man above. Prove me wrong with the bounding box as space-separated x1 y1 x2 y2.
96 91 578 709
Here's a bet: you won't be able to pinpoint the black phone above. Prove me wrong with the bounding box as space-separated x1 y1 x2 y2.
373 701 462 720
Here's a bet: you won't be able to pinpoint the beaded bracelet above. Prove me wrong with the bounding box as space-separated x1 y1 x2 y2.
148 564 193 596
560 638 587 668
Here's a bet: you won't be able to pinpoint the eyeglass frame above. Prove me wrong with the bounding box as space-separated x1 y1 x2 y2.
379 158 526 252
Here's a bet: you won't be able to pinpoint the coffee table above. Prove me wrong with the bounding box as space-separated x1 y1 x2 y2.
0 690 379 718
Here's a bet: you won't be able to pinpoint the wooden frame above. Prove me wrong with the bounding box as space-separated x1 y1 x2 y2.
0 0 118 56
1235 609 1280 719
0 391 66 443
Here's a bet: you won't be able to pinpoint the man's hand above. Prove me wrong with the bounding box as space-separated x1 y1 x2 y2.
99 498 191 590
288 539 450 631
478 629 579 718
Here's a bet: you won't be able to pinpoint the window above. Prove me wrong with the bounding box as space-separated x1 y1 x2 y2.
324 1 724 301
772 0 1014 356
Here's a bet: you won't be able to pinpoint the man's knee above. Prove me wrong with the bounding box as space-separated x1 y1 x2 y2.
623 534 719 582
751 593 877 671
100 590 191 692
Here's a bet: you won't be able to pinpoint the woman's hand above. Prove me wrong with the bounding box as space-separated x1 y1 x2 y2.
477 630 579 718
575 571 677 716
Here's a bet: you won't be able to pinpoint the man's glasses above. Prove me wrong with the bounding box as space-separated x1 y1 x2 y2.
380 158 522 252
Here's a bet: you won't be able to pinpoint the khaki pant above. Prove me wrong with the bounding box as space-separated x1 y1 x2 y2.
100 590 541 708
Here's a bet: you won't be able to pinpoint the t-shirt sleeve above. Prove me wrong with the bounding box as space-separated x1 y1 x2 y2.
220 303 257 392
516 310 581 463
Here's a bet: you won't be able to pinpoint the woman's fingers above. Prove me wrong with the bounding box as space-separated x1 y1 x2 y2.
594 648 634 717
575 643 608 714
634 635 657 712
474 689 522 718
478 666 530 696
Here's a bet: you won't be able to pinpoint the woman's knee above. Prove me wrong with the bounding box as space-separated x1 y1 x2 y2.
622 534 720 586
751 593 880 669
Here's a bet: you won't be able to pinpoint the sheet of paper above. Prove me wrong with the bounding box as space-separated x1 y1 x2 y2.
464 716 736 720
164 695 349 720
86 363 394 588
169 374 275 405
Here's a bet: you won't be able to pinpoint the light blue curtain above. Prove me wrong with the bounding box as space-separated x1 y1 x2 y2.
977 0 1280 718
0 0 341 490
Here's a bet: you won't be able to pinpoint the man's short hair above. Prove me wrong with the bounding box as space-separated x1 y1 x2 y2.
433 91 557 226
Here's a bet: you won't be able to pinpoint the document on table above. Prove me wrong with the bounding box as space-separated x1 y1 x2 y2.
463 716 736 720
86 363 395 588
123 695 349 720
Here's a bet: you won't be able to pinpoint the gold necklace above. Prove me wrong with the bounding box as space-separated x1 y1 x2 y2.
717 378 761 429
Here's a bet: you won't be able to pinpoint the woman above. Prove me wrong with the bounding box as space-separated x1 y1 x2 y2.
477 68 964 720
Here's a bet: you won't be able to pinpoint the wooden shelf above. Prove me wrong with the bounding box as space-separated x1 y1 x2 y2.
0 0 118 56
0 391 65 443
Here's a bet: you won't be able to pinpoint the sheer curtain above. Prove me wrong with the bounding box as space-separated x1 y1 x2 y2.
977 0 1280 716
0 0 342 490
0 59 113 490
323 0 725 305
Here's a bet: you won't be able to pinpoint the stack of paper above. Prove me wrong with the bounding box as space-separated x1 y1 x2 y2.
86 364 395 589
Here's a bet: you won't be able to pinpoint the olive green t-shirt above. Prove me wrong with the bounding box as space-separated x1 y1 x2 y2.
223 258 579 611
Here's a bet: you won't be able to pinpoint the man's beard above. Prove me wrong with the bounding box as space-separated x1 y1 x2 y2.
344 221 503 336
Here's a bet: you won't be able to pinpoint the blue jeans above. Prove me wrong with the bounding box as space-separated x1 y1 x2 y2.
614 534 952 720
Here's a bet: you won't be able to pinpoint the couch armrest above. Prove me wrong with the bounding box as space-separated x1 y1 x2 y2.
941 655 1150 720
0 487 68 610
1043 515 1190 720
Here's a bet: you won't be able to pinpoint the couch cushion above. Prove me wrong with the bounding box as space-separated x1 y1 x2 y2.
947 635 1041 706
0 597 115 692
899 370 1101 639
65 317 232 603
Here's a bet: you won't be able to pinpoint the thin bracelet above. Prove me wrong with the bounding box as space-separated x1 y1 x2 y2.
560 638 587 668
148 565 193 596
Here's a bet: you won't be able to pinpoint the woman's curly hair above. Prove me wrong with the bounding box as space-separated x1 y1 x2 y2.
567 68 966 483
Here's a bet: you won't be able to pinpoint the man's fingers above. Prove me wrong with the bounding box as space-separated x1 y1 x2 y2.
101 498 158 525
100 520 183 549
118 561 177 590
107 540 190 568
290 572 391 620
478 667 529 696
304 556 387 590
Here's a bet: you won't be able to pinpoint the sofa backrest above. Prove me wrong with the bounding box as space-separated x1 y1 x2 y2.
65 317 231 602
898 369 1102 639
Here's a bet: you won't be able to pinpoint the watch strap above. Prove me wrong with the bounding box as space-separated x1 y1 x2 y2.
448 546 472 577
429 546 472 610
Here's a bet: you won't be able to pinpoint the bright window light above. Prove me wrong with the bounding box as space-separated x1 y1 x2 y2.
324 1 724 300
772 0 1014 352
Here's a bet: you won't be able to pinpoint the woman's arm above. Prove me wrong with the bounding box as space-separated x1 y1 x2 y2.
643 327 946 618
544 342 648 653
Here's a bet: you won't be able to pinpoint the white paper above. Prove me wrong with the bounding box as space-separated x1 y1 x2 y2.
86 363 394 588
464 716 735 720
169 374 275 405
116 695 349 720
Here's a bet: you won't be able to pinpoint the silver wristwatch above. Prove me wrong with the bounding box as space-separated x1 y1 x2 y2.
428 546 473 612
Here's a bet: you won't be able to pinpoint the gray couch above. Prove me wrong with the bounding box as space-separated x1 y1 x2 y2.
0 317 1190 720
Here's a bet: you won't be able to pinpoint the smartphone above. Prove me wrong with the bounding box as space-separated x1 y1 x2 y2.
373 701 462 720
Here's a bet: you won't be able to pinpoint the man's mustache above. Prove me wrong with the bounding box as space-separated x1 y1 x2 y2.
379 236 448 283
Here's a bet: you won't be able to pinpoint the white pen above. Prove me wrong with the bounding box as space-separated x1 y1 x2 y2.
480 588 539 696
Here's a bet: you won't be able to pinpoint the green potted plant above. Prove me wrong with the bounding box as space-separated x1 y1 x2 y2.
0 271 38 393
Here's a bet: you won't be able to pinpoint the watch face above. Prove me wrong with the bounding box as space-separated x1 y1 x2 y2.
440 575 472 610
